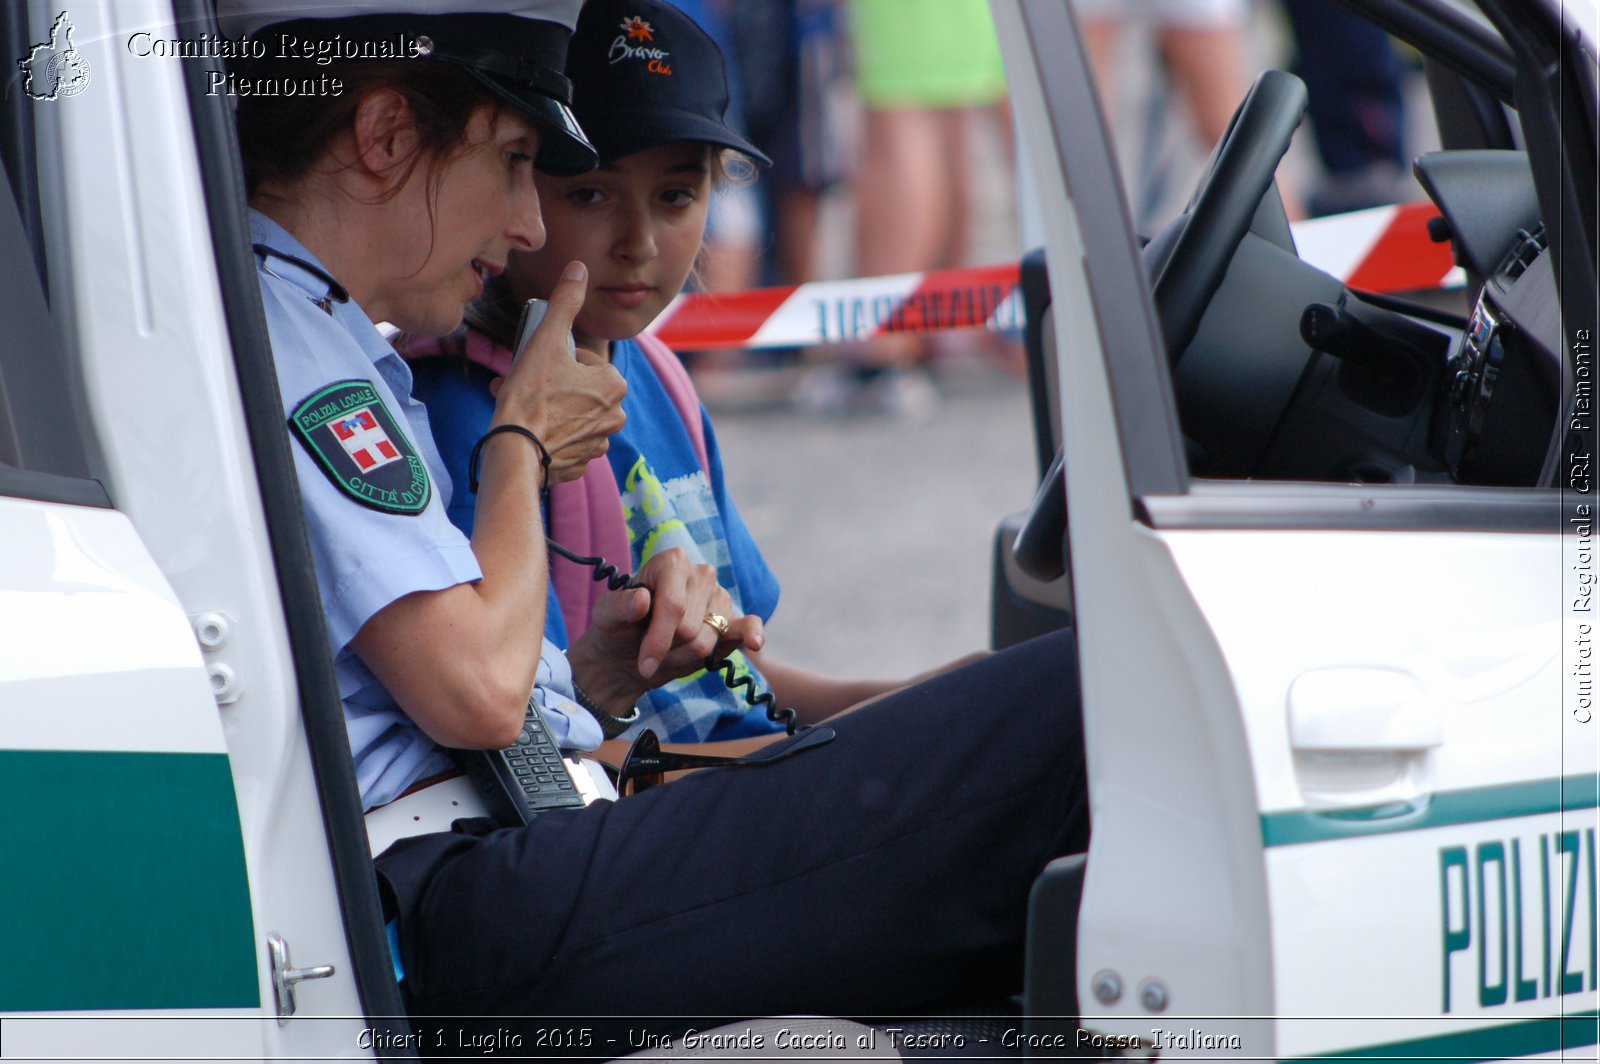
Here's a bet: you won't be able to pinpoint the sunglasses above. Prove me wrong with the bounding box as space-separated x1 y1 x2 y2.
616 725 837 797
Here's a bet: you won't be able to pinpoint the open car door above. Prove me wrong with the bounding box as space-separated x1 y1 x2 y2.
1 2 413 1057
994 0 1597 1057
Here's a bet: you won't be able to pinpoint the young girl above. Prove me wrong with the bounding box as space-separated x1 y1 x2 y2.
410 0 972 744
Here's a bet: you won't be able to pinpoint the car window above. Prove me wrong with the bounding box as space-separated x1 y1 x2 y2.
1062 0 1567 532
0 10 103 506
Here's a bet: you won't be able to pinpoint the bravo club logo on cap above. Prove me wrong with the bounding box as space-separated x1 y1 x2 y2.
290 380 431 515
610 15 671 75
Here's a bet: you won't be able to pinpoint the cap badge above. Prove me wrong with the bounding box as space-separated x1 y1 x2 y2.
609 16 671 75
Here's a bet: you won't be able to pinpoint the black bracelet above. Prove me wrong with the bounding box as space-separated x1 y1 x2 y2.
467 424 551 495
571 679 642 739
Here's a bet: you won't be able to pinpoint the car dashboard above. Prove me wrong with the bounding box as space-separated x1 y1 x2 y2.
1439 225 1562 485
1173 147 1563 491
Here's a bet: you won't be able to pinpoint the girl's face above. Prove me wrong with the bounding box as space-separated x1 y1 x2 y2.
369 105 545 336
505 142 713 346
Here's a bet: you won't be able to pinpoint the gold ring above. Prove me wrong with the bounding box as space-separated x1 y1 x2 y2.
703 611 731 637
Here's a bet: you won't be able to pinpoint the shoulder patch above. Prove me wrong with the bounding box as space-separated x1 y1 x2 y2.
289 380 431 516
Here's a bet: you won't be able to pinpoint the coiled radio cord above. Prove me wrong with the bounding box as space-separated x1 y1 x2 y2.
467 425 798 735
546 539 798 734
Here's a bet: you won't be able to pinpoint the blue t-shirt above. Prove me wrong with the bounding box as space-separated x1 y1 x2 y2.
412 336 784 741
254 213 600 810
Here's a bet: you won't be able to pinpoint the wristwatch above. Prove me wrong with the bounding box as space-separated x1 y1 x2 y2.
570 680 642 739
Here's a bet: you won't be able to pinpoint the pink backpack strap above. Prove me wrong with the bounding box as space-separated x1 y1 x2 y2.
395 326 513 377
556 337 711 640
635 332 710 474
395 333 446 361
547 463 630 642
554 336 711 641
463 328 514 377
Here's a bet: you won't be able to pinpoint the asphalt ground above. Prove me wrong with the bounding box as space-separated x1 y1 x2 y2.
711 357 1039 683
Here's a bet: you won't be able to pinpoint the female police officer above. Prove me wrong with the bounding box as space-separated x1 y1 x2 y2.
218 0 1088 1037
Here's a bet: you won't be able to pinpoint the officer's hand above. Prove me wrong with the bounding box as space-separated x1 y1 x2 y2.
630 549 763 679
566 549 764 710
490 261 625 485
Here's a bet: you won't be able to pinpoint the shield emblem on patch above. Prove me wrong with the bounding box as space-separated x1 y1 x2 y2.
289 380 432 515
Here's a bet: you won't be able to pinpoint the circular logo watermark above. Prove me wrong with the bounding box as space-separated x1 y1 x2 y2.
43 47 89 97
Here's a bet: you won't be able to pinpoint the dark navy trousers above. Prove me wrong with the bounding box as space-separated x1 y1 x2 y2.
379 627 1087 1043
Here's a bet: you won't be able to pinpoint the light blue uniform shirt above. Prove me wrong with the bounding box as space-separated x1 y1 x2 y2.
252 211 602 810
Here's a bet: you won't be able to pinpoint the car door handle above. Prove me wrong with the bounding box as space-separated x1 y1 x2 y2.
1288 667 1443 752
267 932 336 1026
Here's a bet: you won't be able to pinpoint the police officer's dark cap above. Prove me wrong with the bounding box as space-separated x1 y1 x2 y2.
215 0 598 175
564 0 770 166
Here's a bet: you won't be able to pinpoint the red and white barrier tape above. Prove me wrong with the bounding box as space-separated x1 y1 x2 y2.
649 262 1024 352
649 202 1462 351
1291 201 1462 294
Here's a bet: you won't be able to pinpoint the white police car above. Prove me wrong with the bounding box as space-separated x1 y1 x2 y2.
0 0 1594 1060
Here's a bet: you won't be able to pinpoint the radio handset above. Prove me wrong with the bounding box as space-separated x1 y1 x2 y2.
452 694 607 827
513 297 577 361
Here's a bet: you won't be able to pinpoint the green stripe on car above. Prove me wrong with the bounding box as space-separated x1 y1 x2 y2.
1263 775 1600 848
0 750 259 1011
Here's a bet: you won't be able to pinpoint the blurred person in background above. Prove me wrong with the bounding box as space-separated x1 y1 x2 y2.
1280 0 1411 215
1074 0 1307 224
729 0 855 289
1074 0 1255 226
796 0 1014 419
1077 0 1250 153
689 0 856 406
663 0 766 347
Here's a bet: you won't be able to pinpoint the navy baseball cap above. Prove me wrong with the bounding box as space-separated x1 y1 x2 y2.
564 0 771 166
216 1 598 175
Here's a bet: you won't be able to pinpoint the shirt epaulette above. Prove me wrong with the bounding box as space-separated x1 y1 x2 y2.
253 242 350 315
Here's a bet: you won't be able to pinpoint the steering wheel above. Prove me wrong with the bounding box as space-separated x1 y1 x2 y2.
1151 69 1307 365
1012 71 1308 584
